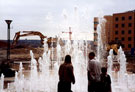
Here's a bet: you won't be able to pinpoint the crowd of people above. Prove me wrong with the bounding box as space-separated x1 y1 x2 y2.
58 52 112 92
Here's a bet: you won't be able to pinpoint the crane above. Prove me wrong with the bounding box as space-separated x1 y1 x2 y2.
12 31 47 46
62 27 72 40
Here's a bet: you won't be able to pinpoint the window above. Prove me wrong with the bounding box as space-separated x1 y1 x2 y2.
121 30 125 34
128 30 132 34
128 23 132 27
115 17 118 21
129 16 132 20
115 24 118 28
122 44 125 48
121 37 125 41
94 39 97 41
122 17 125 20
94 22 99 24
128 44 131 48
115 37 118 41
94 33 97 36
128 37 132 41
121 24 125 27
115 31 118 35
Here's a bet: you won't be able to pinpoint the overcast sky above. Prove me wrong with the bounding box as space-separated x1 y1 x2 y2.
0 0 135 40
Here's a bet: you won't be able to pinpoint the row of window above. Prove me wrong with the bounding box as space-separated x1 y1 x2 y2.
115 23 132 28
94 21 99 24
115 16 132 21
95 23 132 30
115 30 132 34
121 44 132 48
115 37 132 41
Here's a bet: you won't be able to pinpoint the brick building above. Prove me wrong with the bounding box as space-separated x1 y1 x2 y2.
93 16 113 46
93 10 135 54
93 17 98 46
113 10 135 52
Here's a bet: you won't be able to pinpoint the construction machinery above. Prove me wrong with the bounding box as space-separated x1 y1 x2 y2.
106 40 122 55
107 43 119 55
12 31 47 46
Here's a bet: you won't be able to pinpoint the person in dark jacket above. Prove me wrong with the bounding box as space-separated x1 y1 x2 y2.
58 55 75 92
100 67 112 92
0 61 15 77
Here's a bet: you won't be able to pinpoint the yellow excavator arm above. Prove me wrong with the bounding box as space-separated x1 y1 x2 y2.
12 31 47 46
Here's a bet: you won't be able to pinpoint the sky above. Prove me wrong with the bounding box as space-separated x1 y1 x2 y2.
0 0 135 40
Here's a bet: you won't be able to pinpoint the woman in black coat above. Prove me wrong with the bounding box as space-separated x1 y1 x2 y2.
58 55 75 92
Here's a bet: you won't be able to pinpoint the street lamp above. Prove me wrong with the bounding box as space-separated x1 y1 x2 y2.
5 20 12 61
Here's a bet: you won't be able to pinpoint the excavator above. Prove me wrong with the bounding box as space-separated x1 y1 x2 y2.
106 40 122 55
12 31 47 47
107 44 119 55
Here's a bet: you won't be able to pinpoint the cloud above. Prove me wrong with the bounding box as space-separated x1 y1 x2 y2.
0 0 135 40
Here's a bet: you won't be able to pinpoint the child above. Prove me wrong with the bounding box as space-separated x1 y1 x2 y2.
100 67 112 92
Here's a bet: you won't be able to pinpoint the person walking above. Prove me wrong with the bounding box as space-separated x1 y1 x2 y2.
87 52 101 92
58 55 75 92
100 67 112 92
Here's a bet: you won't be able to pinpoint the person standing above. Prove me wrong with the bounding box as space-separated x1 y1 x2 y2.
87 52 101 92
100 67 112 92
58 55 75 92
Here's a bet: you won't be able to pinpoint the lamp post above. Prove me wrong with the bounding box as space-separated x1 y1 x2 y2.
5 20 12 61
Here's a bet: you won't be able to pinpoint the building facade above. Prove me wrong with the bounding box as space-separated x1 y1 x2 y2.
93 16 113 46
94 10 135 54
93 17 98 47
113 11 135 52
104 16 113 43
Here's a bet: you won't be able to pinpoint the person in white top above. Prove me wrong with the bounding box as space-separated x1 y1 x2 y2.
87 52 101 92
